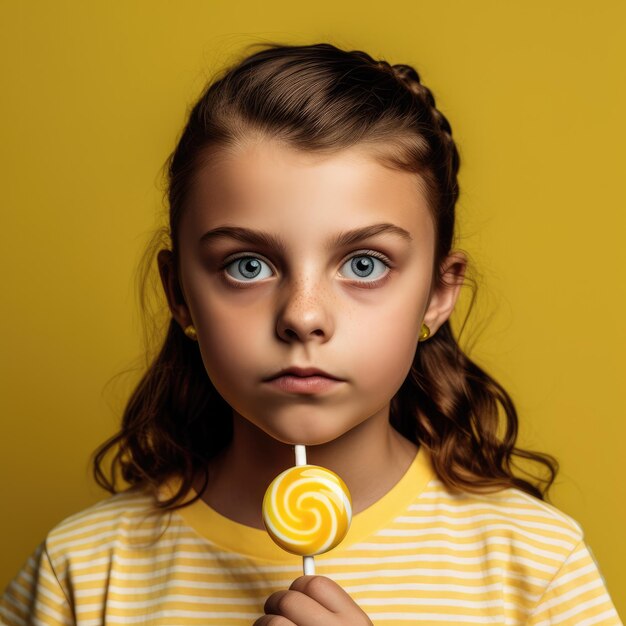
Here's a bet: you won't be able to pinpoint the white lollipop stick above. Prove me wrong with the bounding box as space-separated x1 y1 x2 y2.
294 444 315 575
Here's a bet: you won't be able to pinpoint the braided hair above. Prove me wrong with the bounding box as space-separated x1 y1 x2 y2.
92 42 558 511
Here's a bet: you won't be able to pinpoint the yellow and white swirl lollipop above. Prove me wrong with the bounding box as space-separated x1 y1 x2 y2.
262 445 352 574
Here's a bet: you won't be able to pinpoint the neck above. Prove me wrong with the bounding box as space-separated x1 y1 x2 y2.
193 405 419 529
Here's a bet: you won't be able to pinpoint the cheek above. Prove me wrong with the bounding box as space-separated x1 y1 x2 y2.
356 313 419 386
348 291 423 391
194 304 266 389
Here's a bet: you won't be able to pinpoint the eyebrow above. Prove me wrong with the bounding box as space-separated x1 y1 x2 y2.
199 222 413 251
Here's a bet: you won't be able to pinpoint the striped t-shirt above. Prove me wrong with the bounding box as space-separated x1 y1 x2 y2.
1 447 621 625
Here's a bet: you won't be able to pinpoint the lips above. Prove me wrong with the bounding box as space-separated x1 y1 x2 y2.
263 366 345 395
266 366 342 381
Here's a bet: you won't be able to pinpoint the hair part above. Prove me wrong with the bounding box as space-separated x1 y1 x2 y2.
92 42 558 512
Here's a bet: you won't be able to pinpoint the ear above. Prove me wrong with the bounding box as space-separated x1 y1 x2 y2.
423 250 467 337
157 249 193 330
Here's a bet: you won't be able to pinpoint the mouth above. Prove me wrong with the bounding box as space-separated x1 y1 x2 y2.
262 365 345 394
265 366 343 381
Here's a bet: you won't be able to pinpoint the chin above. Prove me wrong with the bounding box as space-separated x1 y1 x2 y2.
281 435 337 447
245 407 361 448
264 424 350 448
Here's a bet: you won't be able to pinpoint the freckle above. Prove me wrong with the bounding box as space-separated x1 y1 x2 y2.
295 295 316 310
289 283 324 312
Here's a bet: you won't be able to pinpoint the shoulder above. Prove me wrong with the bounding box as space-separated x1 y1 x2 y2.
411 479 584 584
423 477 582 533
44 484 176 567
47 484 155 536
1 485 168 625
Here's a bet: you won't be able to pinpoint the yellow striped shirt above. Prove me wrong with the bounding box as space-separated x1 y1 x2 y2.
1 448 622 625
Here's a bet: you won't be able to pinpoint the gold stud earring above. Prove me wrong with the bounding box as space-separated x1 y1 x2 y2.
419 323 430 342
183 325 197 341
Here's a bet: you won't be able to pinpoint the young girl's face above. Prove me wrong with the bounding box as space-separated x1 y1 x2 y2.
163 139 463 447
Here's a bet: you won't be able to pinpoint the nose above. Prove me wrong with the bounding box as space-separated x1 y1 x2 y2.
275 276 335 344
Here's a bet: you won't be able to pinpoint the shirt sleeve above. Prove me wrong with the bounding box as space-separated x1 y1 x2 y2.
1 541 74 626
527 540 623 625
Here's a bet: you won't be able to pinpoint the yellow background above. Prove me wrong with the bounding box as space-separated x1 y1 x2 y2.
1 0 624 613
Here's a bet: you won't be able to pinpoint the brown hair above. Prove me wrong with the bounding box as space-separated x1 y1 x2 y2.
92 42 558 511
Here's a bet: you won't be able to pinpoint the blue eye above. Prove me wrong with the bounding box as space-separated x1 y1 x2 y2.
224 256 273 282
224 252 389 282
339 254 389 281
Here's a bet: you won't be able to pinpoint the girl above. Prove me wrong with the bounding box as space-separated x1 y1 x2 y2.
1 42 621 625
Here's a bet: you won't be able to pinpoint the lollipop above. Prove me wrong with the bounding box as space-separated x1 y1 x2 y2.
262 445 352 574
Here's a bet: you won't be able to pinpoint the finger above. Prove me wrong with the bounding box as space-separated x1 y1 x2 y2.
253 614 297 626
263 588 333 626
288 575 357 614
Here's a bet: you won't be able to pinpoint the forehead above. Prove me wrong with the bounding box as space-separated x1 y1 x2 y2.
183 140 434 244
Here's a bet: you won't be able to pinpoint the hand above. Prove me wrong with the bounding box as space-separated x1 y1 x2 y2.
253 575 373 626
